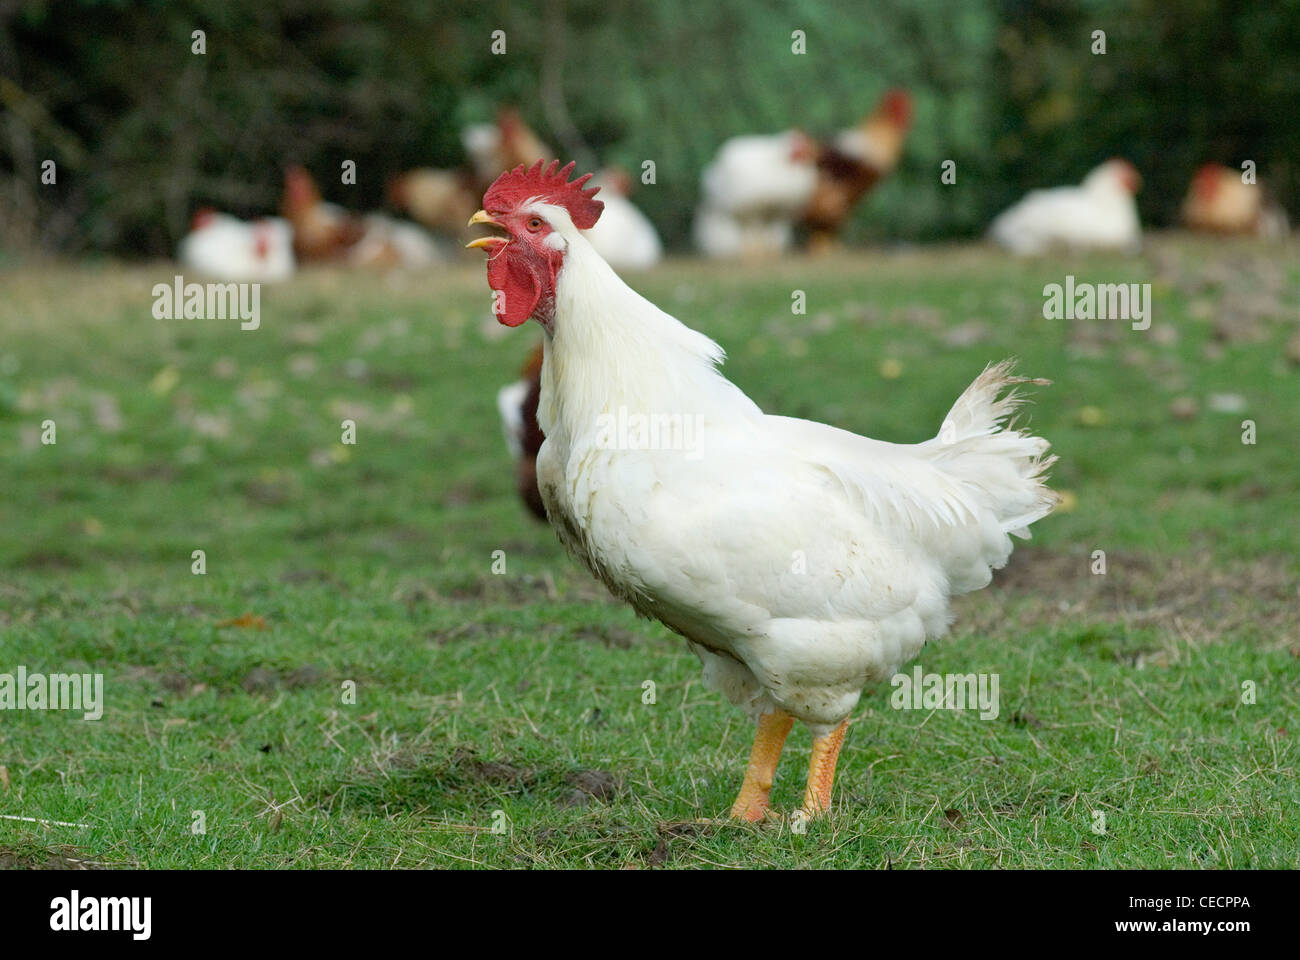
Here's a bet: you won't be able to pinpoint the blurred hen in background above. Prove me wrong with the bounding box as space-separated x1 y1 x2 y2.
695 90 913 258
391 107 661 268
387 108 546 246
462 108 553 188
802 89 913 252
1181 163 1290 238
497 343 548 521
694 128 818 258
583 168 662 270
281 165 367 262
178 210 295 282
989 159 1142 255
385 168 480 240
282 165 443 268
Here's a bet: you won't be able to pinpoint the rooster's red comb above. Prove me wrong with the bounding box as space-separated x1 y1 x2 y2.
483 160 604 230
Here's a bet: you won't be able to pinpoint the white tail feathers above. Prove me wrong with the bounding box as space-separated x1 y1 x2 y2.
929 359 1059 537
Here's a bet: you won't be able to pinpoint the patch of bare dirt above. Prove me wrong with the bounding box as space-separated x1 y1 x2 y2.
645 820 713 868
240 664 325 694
561 769 621 807
10 550 82 570
0 845 104 870
450 748 537 788
987 547 1298 646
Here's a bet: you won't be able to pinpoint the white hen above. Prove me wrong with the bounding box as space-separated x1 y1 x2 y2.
347 214 446 269
581 172 663 270
468 161 1057 822
989 159 1143 255
178 212 295 282
694 130 818 257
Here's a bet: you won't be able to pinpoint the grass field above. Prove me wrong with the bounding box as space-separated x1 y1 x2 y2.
1 237 1297 869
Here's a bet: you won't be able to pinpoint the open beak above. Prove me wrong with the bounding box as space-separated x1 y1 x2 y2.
465 210 506 250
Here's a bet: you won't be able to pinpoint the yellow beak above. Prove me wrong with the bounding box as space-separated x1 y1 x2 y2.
465 210 504 249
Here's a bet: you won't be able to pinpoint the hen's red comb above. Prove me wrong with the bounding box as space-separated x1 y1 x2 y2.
483 160 604 229
1192 163 1223 198
881 89 913 127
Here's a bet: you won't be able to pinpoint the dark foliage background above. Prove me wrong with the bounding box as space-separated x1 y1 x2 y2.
1 0 1296 256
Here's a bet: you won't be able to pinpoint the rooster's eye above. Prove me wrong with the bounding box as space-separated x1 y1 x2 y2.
526 217 543 232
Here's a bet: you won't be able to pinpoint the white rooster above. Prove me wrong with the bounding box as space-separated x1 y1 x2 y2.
468 161 1057 821
989 158 1143 255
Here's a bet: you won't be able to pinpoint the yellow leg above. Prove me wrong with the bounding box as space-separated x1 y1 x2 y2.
729 709 795 822
801 718 850 817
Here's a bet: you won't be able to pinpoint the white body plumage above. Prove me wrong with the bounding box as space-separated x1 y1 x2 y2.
531 205 1057 735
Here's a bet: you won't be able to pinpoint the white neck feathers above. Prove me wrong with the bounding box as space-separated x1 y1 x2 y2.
537 230 757 446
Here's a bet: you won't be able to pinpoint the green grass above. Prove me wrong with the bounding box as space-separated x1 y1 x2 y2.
1 236 1297 868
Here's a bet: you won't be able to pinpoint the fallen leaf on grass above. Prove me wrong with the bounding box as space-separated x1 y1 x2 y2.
216 612 267 630
1075 405 1107 427
149 365 180 396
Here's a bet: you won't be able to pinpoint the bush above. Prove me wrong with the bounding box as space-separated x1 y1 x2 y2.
1 0 1295 255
